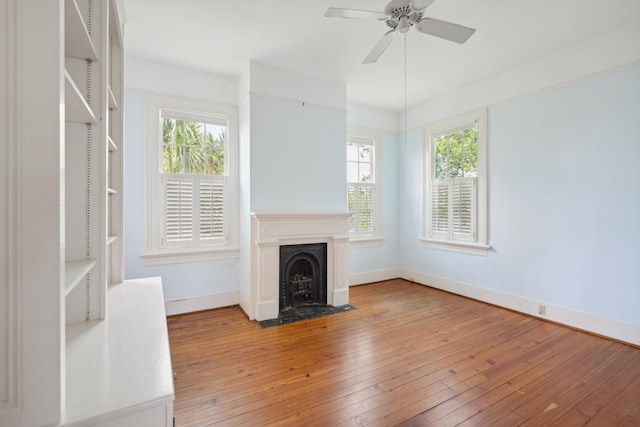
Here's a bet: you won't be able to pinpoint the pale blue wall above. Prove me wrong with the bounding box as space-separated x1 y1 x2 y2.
123 91 240 300
249 96 347 212
348 132 401 274
123 57 640 330
399 65 640 325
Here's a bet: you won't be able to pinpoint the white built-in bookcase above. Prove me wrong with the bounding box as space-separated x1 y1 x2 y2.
2 2 173 424
64 0 123 324
2 0 126 425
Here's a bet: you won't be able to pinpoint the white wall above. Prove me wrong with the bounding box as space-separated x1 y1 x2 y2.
125 56 237 106
403 21 640 130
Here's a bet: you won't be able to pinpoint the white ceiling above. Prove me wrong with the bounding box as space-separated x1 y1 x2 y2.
123 0 638 111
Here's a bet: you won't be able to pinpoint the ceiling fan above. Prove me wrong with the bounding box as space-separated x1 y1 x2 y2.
325 0 476 63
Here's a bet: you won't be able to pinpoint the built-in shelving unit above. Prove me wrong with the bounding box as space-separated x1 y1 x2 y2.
2 0 173 425
106 0 124 285
64 0 104 327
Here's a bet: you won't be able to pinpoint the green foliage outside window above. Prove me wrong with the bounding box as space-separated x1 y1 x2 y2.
434 127 477 180
162 118 225 176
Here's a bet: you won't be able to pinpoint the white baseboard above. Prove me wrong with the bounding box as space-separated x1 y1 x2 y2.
163 271 640 347
165 291 240 316
238 292 253 320
349 268 401 286
400 269 640 347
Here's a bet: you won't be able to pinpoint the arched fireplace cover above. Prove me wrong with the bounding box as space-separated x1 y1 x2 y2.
279 243 327 311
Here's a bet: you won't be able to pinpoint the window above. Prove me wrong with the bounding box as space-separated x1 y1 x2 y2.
347 130 382 245
144 95 238 264
423 109 489 255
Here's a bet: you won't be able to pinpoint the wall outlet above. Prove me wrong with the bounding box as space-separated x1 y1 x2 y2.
538 305 546 316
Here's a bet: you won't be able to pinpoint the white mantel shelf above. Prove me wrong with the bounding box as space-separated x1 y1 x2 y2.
62 277 174 426
250 212 351 321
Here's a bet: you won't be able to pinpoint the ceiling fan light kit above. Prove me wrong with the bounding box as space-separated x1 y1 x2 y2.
325 0 476 63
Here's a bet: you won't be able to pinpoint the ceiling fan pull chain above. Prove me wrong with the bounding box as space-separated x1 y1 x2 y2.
404 32 408 148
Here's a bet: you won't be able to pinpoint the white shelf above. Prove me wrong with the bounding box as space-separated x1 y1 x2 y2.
64 259 97 296
65 70 96 124
107 187 117 195
109 0 125 49
108 135 118 152
107 235 117 245
62 278 174 426
108 85 118 110
64 0 98 61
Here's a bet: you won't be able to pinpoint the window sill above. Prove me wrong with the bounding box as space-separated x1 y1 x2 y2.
349 236 385 248
420 238 491 256
141 246 240 266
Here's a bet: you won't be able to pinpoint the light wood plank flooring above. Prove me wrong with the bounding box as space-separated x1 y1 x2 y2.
167 279 640 426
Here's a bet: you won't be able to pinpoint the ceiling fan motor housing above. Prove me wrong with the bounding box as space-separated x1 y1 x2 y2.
384 0 424 32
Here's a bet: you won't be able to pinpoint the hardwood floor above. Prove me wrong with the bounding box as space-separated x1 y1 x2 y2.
167 279 640 426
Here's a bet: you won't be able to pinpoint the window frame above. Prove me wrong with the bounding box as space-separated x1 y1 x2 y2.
422 108 490 256
143 94 239 265
347 127 384 247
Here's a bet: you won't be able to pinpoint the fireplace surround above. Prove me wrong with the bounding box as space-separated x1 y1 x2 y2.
250 212 350 321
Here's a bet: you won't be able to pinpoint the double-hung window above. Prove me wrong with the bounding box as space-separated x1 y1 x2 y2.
144 94 238 264
347 131 382 245
161 112 227 247
423 108 489 255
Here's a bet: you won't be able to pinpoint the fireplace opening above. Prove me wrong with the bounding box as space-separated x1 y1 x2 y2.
279 243 327 313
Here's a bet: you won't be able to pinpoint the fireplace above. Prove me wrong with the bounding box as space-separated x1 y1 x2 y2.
280 243 327 311
249 212 351 321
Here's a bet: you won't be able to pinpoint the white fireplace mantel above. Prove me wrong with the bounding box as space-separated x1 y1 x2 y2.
249 212 351 321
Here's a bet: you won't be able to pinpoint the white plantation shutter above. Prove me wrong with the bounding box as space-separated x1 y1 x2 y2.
162 174 227 247
430 181 449 238
348 184 374 235
164 177 194 243
347 186 356 232
357 186 374 234
430 178 475 240
452 178 475 240
199 177 225 240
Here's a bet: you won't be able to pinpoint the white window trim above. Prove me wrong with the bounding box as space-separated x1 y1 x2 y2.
422 108 490 256
348 127 384 247
142 94 239 265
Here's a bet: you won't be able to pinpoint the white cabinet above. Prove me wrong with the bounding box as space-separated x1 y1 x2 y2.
62 278 174 427
0 1 173 425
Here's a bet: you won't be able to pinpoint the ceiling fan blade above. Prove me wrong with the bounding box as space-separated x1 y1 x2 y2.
416 18 476 44
411 0 436 10
324 8 387 20
363 30 397 64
